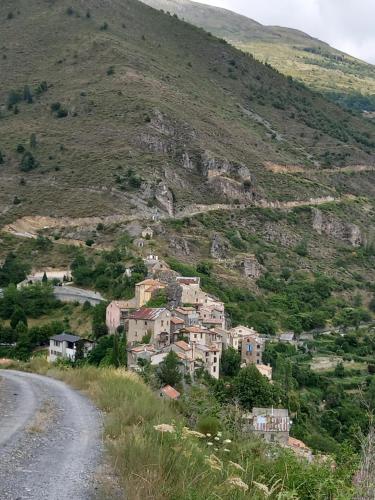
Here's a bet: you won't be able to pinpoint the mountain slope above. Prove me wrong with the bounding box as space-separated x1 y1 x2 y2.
0 0 374 228
142 0 375 113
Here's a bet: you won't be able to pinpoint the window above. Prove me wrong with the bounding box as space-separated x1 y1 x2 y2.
145 321 147 326
213 366 216 373
161 320 164 326
257 344 261 349
270 434 275 442
214 357 217 363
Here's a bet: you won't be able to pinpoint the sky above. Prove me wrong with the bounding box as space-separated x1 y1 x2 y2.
192 0 375 63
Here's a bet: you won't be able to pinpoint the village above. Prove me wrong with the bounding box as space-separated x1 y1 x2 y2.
45 251 312 460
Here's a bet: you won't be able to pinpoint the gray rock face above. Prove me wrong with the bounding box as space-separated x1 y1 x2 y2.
211 233 229 259
169 236 191 255
209 176 256 203
312 208 363 247
201 151 252 181
242 255 263 279
155 182 174 216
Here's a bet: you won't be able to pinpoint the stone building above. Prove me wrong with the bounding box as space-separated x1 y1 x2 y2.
243 408 292 445
241 333 266 366
127 307 171 347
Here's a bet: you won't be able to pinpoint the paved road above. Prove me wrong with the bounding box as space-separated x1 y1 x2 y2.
0 370 103 500
53 286 105 306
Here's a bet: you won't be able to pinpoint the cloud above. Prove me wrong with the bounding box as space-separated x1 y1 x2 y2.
193 0 375 63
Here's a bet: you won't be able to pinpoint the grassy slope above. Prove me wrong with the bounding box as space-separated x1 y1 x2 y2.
0 0 374 227
11 361 355 499
142 0 375 109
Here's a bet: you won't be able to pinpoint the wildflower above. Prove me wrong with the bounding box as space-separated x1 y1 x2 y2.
224 448 230 452
207 442 213 446
205 454 223 471
226 477 249 492
153 424 175 433
206 433 211 437
229 461 245 472
217 432 222 437
214 436 220 441
182 427 205 438
253 481 270 496
224 439 232 444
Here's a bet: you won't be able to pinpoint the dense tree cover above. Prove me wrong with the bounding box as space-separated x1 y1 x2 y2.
71 250 147 299
87 333 126 367
0 252 30 286
220 347 241 377
157 351 182 387
0 320 65 360
0 283 60 320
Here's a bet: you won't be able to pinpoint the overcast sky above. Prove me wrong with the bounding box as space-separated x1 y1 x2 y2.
193 0 375 63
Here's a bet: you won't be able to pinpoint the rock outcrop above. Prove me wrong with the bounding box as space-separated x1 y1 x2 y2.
211 233 229 259
201 151 252 181
312 208 363 247
155 182 175 216
241 255 263 279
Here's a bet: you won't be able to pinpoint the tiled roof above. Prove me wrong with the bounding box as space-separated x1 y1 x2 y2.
160 385 180 400
185 326 207 333
174 340 191 351
176 277 200 285
175 307 196 313
129 308 167 320
111 298 137 309
130 344 157 353
171 317 184 324
202 318 223 324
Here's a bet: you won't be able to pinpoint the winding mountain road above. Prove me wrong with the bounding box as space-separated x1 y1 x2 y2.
0 370 103 500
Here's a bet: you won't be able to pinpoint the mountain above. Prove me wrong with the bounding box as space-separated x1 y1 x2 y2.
0 0 375 302
142 0 375 113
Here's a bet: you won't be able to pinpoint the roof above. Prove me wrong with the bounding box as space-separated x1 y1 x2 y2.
130 344 157 353
171 317 184 325
251 414 291 433
110 298 137 309
50 333 82 343
175 307 196 313
280 333 295 342
202 318 223 325
174 340 191 351
136 279 164 287
160 385 180 400
288 437 310 450
185 326 207 333
129 308 168 320
176 277 200 285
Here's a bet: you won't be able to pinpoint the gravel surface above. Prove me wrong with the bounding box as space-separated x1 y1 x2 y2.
0 370 103 500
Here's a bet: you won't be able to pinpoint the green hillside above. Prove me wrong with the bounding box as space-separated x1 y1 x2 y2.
0 0 374 313
142 0 375 113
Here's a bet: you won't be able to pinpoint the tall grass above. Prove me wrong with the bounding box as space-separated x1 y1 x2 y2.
13 360 356 499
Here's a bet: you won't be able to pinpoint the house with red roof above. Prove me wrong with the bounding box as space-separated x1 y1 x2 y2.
128 307 171 347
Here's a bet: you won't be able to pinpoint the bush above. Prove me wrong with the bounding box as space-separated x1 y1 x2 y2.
197 415 221 435
20 151 38 172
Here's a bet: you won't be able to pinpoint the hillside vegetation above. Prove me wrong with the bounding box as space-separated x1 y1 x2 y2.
0 0 374 228
142 0 375 113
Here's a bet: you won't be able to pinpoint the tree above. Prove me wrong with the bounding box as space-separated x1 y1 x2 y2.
0 150 4 164
234 364 279 411
20 151 37 172
157 351 182 387
220 347 241 377
0 253 29 286
10 306 28 329
334 361 345 378
42 272 48 283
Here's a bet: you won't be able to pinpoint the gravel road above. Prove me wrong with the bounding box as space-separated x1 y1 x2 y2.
0 370 103 500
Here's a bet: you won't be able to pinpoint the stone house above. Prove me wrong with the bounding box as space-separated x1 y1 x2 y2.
199 305 226 329
193 343 221 379
241 334 266 366
223 325 258 352
144 255 170 277
48 333 94 362
127 307 171 347
174 306 200 326
127 344 157 369
243 408 292 445
176 277 206 305
106 299 137 333
164 340 195 377
135 279 166 308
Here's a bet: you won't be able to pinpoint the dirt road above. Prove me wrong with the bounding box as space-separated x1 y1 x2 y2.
0 370 103 500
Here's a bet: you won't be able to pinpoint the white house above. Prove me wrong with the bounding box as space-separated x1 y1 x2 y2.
48 333 94 362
